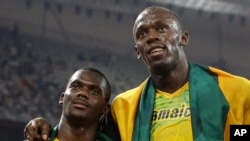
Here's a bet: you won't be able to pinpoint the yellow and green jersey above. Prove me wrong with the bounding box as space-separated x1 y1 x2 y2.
151 83 192 141
111 62 250 141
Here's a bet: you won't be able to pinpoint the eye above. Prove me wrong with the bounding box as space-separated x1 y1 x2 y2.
158 26 168 32
70 83 80 90
90 86 102 96
137 31 146 39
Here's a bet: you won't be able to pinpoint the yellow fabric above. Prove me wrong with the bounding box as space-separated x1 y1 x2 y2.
111 80 147 141
208 67 250 141
111 66 250 141
151 83 193 141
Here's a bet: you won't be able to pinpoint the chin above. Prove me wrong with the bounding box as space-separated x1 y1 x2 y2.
68 113 87 120
152 62 174 73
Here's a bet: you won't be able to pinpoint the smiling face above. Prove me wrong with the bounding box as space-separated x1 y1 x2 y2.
133 6 189 74
59 69 109 123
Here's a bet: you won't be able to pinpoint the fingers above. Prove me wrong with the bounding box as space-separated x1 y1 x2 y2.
24 117 51 141
39 119 50 141
24 120 35 141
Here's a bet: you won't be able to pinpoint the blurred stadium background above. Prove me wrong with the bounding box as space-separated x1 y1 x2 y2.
0 0 249 140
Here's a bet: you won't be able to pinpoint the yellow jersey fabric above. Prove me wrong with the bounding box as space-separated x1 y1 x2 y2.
111 63 250 141
151 82 193 141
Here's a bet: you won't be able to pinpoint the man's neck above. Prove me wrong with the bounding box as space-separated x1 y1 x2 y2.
57 119 98 141
151 61 189 93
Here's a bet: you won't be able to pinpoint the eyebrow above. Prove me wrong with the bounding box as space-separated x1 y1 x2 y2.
136 25 147 33
69 79 102 89
67 80 80 87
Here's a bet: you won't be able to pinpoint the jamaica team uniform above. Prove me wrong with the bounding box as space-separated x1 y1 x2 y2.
111 62 250 141
151 83 192 141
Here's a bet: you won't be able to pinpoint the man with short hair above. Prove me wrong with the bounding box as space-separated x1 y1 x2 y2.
24 68 114 141
24 6 250 141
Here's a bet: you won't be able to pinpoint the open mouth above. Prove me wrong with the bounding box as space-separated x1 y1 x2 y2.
150 48 164 54
148 47 164 55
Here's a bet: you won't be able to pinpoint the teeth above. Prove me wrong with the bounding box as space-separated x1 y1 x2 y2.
150 48 163 54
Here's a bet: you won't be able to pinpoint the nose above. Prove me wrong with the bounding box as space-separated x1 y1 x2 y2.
147 29 161 44
77 87 89 99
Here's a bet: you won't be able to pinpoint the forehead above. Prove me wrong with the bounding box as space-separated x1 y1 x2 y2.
141 8 176 20
134 8 178 30
68 70 104 86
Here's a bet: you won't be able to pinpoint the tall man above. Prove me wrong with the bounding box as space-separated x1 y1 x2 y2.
24 6 250 141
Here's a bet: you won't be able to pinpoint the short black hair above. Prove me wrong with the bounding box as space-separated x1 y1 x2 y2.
134 6 183 32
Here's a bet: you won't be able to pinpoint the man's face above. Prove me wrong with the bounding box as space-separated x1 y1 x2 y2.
133 8 187 73
60 70 107 122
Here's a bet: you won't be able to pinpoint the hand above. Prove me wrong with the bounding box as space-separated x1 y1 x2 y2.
24 117 51 141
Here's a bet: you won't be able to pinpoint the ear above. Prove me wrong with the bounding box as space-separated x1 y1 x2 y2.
102 103 111 116
59 92 65 104
134 45 141 59
179 31 189 46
